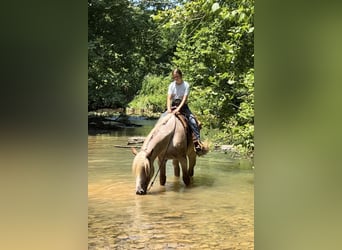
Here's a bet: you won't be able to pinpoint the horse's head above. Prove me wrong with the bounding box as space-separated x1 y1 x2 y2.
131 150 154 195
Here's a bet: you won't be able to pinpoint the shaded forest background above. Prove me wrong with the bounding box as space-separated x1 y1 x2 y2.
88 0 254 156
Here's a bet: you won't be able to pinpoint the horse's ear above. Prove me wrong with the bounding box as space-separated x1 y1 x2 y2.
131 147 138 155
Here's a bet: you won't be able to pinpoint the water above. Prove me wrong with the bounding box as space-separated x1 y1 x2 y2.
88 119 254 249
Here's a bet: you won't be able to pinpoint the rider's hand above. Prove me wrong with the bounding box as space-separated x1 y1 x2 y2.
173 108 180 114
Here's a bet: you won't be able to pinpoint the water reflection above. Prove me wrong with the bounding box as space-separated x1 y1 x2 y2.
88 122 254 249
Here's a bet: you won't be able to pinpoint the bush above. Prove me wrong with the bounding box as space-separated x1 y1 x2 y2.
128 74 170 113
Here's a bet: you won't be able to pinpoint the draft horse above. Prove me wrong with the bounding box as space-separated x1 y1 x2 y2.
131 113 199 195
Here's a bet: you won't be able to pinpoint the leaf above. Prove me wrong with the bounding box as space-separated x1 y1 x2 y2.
228 79 235 85
211 3 220 12
239 12 246 22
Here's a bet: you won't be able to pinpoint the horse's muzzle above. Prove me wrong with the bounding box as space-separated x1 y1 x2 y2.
136 188 147 195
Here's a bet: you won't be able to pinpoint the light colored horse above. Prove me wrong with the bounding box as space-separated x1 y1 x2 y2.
131 113 207 195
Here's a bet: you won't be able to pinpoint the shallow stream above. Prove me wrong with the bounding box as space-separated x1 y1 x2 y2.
88 119 254 249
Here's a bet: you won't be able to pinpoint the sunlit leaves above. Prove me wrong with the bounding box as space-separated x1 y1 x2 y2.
211 2 220 12
156 0 254 154
89 0 254 154
88 0 166 110
128 75 170 113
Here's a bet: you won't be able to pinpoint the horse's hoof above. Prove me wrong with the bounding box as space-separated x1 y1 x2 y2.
183 176 191 186
160 176 166 186
136 190 146 195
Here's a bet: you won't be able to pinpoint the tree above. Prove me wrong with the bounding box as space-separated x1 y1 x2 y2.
88 0 162 110
88 0 255 154
153 0 254 153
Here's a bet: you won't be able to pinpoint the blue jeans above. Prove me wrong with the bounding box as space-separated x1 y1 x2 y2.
161 104 200 141
182 104 200 141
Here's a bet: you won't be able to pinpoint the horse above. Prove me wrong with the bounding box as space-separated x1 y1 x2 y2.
131 113 208 195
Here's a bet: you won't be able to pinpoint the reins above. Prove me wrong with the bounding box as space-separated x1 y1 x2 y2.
147 114 177 191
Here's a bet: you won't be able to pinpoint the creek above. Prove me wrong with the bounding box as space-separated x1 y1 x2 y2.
88 118 254 249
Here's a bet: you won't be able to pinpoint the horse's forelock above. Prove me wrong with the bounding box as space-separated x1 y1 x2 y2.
132 151 146 176
132 151 150 176
144 158 151 177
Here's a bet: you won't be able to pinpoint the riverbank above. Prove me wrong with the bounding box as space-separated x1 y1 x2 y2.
88 110 254 163
88 109 158 131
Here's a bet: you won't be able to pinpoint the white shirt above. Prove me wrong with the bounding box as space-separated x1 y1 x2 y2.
167 81 190 101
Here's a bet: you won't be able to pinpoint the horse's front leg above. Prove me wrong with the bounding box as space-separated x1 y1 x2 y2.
172 159 180 177
179 157 190 186
158 157 167 186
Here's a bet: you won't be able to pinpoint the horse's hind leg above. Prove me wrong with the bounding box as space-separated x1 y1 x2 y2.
158 158 167 186
188 150 197 177
173 159 180 177
179 157 190 186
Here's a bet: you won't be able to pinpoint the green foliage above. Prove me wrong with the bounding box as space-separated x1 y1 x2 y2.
88 0 254 155
153 0 254 154
88 0 164 110
128 75 170 113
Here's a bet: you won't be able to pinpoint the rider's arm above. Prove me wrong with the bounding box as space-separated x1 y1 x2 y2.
174 95 188 114
167 94 172 113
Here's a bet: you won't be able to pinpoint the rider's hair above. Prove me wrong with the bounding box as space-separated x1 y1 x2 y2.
172 68 183 77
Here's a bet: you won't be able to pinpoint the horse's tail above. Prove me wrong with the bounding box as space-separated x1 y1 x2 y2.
197 140 210 156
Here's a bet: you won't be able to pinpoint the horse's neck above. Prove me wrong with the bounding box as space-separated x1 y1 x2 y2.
141 115 176 159
142 131 172 159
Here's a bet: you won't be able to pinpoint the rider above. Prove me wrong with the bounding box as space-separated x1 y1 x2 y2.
165 68 203 154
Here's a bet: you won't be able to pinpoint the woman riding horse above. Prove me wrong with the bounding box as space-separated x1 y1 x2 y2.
165 69 204 154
